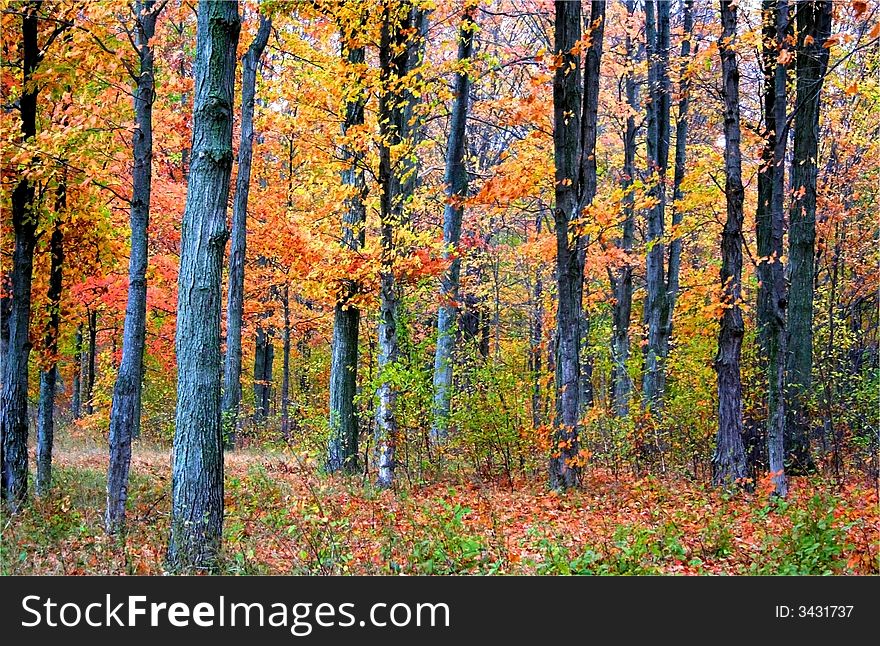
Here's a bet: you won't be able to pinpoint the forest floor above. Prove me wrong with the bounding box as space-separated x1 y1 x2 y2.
2 437 877 575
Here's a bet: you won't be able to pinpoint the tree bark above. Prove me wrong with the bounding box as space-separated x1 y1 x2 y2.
785 0 832 473
253 324 274 423
550 0 583 490
2 0 41 510
374 0 418 488
756 0 789 497
280 285 291 438
642 0 671 412
530 213 545 429
611 0 637 419
84 308 97 415
106 0 161 533
327 32 367 474
663 0 693 365
713 0 748 489
36 200 64 497
71 324 82 419
431 4 475 445
548 0 605 490
168 0 240 573
222 14 271 448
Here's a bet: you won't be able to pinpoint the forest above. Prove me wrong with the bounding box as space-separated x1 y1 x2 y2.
0 0 877 576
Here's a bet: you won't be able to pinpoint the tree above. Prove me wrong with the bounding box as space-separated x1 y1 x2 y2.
549 0 605 490
642 0 671 412
1 0 69 511
374 0 420 488
167 0 241 572
106 0 164 534
713 0 748 489
35 186 64 496
222 12 272 449
663 0 694 376
785 0 832 473
611 0 638 418
327 16 367 474
431 2 476 445
756 0 789 498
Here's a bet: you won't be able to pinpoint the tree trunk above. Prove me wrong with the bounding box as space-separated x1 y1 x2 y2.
85 308 97 415
222 14 271 448
713 0 748 489
71 324 82 419
548 0 605 490
550 0 583 491
280 285 291 437
431 5 475 444
785 0 831 473
253 324 274 423
663 0 693 364
106 0 161 533
530 213 545 429
374 0 418 489
642 0 671 412
756 0 789 497
36 208 64 497
327 33 367 473
611 0 637 418
1 0 40 511
168 0 240 573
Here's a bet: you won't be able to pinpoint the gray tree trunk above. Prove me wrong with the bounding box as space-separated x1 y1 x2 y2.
663 0 693 364
756 0 789 497
253 324 274 423
106 0 161 534
431 6 475 445
36 210 64 497
2 1 41 511
374 1 419 489
642 0 671 412
785 0 832 473
610 0 637 418
530 213 546 429
327 35 367 474
550 0 583 490
84 308 97 415
280 285 291 437
222 14 271 449
713 0 748 489
167 0 240 573
71 324 82 418
549 0 605 490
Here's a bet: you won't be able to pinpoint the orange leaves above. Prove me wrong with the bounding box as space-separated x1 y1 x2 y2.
852 1 869 20
777 48 794 66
